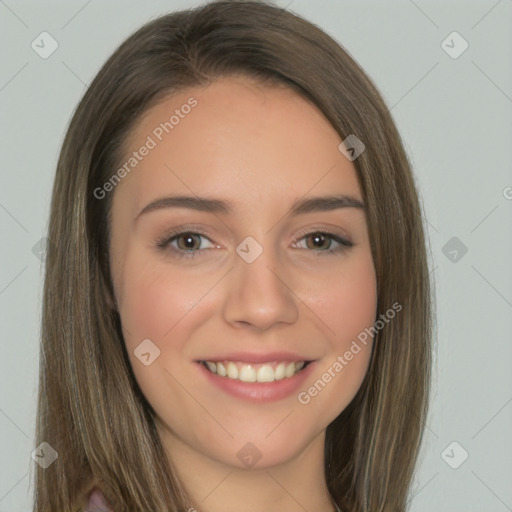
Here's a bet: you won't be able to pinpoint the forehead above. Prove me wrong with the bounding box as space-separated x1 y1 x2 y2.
114 75 362 215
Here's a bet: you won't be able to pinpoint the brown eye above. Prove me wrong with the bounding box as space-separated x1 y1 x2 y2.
305 233 332 250
295 231 353 255
156 231 216 259
175 233 203 251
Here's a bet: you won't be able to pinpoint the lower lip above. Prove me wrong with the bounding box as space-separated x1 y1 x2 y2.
196 361 316 402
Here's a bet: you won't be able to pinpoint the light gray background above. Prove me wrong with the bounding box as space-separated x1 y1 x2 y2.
1 1 511 511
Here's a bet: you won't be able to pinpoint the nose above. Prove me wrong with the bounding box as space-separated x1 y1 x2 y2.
222 243 299 331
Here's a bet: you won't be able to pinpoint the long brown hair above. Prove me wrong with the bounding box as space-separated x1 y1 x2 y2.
33 1 433 510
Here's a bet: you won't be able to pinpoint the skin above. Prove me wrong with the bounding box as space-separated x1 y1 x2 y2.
109 75 377 512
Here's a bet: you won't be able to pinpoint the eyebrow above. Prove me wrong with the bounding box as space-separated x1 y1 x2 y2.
135 194 364 222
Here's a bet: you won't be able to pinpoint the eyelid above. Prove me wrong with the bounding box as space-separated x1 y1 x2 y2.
156 224 354 258
155 228 217 250
291 225 353 246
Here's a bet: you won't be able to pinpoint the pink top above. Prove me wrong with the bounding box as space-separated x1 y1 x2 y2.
85 488 113 512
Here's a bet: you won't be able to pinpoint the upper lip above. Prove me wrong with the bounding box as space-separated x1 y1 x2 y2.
195 351 315 364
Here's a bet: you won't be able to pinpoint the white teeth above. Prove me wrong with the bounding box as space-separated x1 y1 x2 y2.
217 362 227 377
203 360 307 382
274 362 286 380
284 362 296 378
205 361 217 374
239 365 257 382
227 362 238 379
256 365 274 382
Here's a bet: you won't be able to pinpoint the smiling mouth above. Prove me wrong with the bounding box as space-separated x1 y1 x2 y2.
199 360 312 383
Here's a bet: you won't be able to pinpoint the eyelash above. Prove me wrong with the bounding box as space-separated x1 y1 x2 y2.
156 228 353 260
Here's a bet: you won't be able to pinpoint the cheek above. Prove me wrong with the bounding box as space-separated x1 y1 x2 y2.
117 255 216 412
299 253 377 415
117 252 226 402
308 250 377 342
118 254 215 345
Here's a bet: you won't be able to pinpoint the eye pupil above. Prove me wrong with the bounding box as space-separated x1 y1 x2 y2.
179 233 199 250
308 233 330 250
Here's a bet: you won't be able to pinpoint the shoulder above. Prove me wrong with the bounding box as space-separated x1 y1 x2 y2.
84 487 113 512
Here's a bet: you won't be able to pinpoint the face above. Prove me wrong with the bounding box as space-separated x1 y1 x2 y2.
109 75 377 470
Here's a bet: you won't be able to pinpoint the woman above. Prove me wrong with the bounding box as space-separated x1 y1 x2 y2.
33 1 432 511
